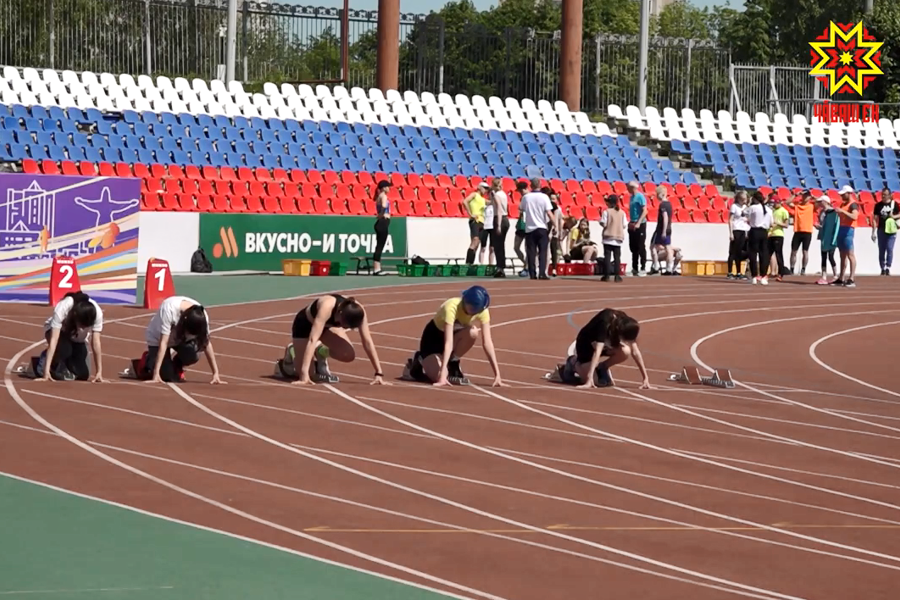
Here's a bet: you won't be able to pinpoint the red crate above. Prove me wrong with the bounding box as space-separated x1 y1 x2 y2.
310 260 331 276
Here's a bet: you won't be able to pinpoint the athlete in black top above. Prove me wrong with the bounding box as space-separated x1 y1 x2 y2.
280 294 387 386
555 308 650 389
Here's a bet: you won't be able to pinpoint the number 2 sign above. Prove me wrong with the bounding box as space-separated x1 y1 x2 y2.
143 258 175 309
49 256 82 305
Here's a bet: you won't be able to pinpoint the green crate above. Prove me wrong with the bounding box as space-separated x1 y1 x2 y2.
484 265 496 276
437 264 455 276
425 265 441 277
329 262 347 276
397 264 412 277
411 264 426 277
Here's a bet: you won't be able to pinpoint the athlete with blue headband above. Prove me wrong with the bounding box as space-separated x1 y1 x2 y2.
402 285 505 387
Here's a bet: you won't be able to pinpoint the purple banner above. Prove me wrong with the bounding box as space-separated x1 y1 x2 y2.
0 174 141 304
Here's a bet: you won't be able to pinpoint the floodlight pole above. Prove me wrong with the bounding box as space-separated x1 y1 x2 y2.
225 0 238 83
865 0 874 14
637 0 650 112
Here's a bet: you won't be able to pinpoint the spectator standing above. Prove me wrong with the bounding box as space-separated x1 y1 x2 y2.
626 181 648 277
747 191 773 285
787 192 815 276
372 180 391 276
520 178 554 280
546 189 564 276
489 178 510 278
834 185 860 287
600 194 627 283
727 191 750 279
767 197 790 281
463 183 489 265
649 188 674 275
512 181 529 276
872 187 899 276
815 195 839 285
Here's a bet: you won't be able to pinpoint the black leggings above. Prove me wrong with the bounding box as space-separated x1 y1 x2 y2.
142 340 201 382
373 217 390 262
491 217 509 272
821 248 837 273
46 332 90 380
629 223 647 272
728 230 747 275
603 243 622 278
747 227 770 278
768 236 785 276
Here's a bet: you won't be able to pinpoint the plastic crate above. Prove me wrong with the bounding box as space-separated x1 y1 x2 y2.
282 259 311 276
437 264 456 276
310 260 331 276
329 261 347 276
425 265 442 277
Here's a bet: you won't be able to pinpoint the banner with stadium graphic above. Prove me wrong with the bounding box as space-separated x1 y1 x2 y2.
0 174 141 304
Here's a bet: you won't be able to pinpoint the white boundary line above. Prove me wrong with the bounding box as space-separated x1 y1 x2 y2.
808 321 900 401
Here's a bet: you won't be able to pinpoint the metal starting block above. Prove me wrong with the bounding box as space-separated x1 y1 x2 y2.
668 366 734 389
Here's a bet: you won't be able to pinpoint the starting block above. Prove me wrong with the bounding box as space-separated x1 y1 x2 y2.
668 366 735 389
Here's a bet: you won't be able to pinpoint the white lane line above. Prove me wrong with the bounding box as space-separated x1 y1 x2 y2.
0 587 175 595
808 321 900 401
3 344 506 600
170 383 804 600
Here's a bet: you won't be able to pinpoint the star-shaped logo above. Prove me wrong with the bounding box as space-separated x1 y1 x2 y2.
810 21 883 96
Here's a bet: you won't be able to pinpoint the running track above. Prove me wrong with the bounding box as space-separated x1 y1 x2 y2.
2 277 899 600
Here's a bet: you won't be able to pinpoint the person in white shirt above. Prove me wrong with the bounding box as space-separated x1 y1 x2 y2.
727 191 750 279
37 292 104 381
139 296 223 384
488 178 510 278
746 191 773 285
519 178 554 280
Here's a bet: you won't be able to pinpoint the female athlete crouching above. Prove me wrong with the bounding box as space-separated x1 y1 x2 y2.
402 286 505 387
140 296 223 384
277 294 387 385
549 308 650 389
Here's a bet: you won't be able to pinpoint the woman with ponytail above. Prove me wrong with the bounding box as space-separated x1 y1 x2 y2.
38 291 104 381
747 191 773 285
277 294 386 386
140 296 222 384
548 308 650 389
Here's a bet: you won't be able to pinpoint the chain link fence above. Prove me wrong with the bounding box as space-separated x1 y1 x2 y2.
1 0 734 114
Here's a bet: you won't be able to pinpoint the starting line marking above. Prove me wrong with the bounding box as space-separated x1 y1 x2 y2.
304 523 900 534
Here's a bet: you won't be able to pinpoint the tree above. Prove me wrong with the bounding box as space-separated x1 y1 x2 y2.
867 0 900 116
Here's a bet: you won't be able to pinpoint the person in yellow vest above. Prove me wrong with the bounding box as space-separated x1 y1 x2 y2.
767 195 790 281
463 183 489 265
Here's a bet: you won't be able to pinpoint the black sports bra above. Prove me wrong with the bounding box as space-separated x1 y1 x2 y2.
309 294 345 327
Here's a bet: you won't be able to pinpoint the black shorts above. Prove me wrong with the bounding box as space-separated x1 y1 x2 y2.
791 232 812 251
291 309 314 339
574 339 614 365
468 219 483 240
419 320 448 358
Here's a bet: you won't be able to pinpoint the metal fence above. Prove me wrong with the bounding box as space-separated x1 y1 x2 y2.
1 0 735 114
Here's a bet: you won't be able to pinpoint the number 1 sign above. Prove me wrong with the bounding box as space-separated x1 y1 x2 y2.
49 256 82 305
143 258 175 309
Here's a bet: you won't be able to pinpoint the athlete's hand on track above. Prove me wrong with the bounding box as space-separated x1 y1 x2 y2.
147 375 164 384
370 375 390 385
36 375 53 383
210 373 225 385
292 377 314 386
639 379 651 390
491 377 507 387
576 381 594 389
90 374 107 383
432 377 450 387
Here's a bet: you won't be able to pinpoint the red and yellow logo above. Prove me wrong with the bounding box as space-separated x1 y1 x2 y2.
810 21 883 96
809 21 883 122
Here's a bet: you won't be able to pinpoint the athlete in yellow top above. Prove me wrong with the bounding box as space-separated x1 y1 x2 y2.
402 286 505 387
464 183 488 265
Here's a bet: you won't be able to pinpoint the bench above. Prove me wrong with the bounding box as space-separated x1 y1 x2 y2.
353 256 464 275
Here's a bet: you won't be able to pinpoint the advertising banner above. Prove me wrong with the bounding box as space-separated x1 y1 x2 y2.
199 214 407 272
0 174 141 304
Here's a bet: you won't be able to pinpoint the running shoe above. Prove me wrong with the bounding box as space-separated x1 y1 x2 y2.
816 277 829 285
760 277 769 286
844 279 856 288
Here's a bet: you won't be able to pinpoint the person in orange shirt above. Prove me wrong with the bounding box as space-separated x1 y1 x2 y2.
786 191 815 276
834 185 860 288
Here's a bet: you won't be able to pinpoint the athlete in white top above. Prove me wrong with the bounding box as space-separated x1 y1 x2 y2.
727 191 750 279
142 295 223 384
38 292 105 381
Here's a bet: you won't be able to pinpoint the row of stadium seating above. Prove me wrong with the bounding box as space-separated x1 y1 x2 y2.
1 66 893 226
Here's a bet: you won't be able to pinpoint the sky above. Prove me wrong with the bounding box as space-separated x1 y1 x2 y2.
310 0 744 15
